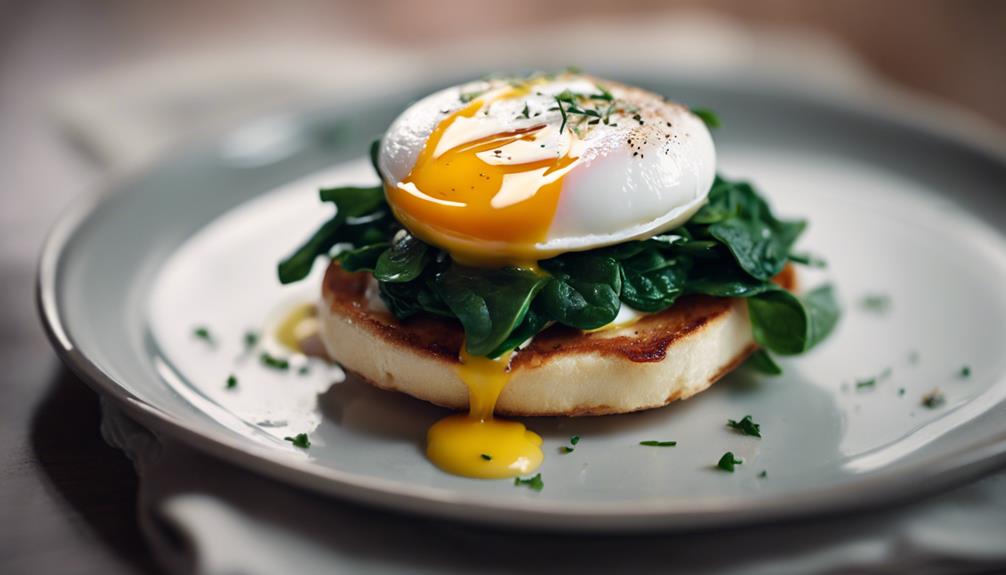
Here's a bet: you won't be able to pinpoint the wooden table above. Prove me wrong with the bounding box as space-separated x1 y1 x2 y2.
1 1 1003 573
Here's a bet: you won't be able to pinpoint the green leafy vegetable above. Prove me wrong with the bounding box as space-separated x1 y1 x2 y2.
536 252 621 329
745 349 782 375
717 452 743 472
436 264 549 357
277 122 839 363
727 415 762 438
514 473 544 491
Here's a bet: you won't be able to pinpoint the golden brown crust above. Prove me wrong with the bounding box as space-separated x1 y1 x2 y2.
322 261 795 370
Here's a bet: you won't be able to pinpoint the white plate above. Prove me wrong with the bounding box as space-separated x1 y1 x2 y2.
38 76 1006 531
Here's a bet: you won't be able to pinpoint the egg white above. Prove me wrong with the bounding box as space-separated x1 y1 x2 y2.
378 74 716 256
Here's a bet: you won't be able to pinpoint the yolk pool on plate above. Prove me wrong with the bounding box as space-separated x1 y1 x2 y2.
275 302 319 352
426 348 543 479
386 91 580 267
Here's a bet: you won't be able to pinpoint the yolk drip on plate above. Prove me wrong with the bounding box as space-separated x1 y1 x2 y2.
386 89 581 267
426 347 543 479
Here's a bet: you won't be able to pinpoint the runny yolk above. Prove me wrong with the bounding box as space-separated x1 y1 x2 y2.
386 93 580 266
426 347 543 479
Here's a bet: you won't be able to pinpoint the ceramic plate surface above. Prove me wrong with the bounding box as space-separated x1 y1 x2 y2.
38 74 1006 531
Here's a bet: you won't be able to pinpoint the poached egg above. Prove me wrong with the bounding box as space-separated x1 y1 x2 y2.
378 72 716 266
373 73 717 480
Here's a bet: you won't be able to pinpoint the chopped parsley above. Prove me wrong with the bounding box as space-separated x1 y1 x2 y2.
243 330 259 350
859 293 892 314
459 89 486 103
519 101 530 119
854 367 893 391
717 452 743 472
480 453 492 461
727 415 761 438
559 446 575 454
898 387 906 397
758 470 768 478
907 350 920 365
225 374 238 389
570 435 580 446
514 473 544 491
640 440 677 447
193 326 215 345
260 352 290 370
959 365 972 379
284 433 311 449
298 365 311 376
922 389 945 409
691 107 720 129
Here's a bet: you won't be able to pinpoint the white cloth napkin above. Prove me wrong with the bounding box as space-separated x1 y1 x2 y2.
60 13 1006 574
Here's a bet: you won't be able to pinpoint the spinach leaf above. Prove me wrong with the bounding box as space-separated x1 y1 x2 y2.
319 185 385 216
278 215 344 284
745 349 782 375
278 185 389 284
747 288 809 355
537 253 621 329
695 178 805 281
335 242 389 272
435 264 549 357
803 284 840 350
374 232 430 283
619 248 688 312
487 307 548 358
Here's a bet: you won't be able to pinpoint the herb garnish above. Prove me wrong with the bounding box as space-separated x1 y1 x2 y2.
243 331 259 350
854 367 892 391
758 470 768 478
519 101 530 119
481 453 492 461
859 293 892 313
514 473 544 491
727 415 761 438
570 435 580 445
717 452 743 472
922 389 945 409
279 117 840 364
226 374 238 389
193 326 215 345
260 352 290 370
284 433 311 449
559 446 574 454
640 440 677 447
959 365 971 379
298 365 310 376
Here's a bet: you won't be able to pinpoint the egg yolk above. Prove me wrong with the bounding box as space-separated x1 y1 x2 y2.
386 92 580 266
426 348 543 479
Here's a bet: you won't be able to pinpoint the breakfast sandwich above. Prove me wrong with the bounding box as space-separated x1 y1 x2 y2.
279 71 838 479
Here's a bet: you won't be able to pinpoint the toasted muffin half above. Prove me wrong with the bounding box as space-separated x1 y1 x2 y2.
319 263 796 416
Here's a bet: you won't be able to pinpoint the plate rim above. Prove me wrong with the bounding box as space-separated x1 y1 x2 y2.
36 77 1006 532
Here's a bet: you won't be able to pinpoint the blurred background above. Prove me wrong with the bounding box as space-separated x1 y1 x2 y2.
2 0 1005 573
